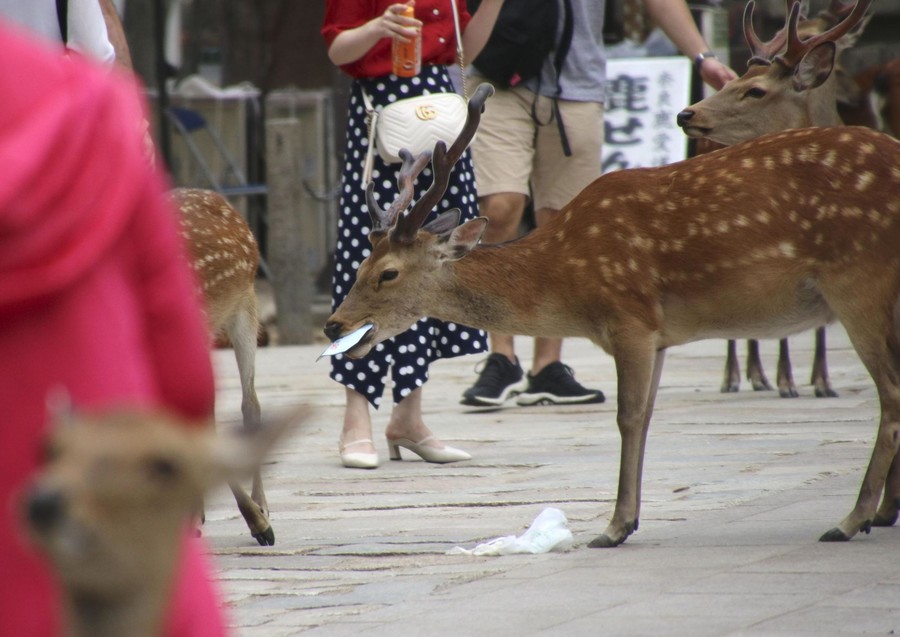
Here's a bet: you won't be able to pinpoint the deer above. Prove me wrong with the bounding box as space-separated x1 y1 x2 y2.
677 0 872 399
21 403 307 637
325 83 900 548
171 188 274 545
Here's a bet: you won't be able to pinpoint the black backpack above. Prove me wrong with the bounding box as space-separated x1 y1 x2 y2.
468 0 570 89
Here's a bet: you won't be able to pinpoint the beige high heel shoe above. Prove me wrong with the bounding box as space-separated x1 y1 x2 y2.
339 439 378 469
386 436 471 463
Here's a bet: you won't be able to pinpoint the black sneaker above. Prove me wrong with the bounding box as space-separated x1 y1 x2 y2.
515 362 606 406
460 354 529 407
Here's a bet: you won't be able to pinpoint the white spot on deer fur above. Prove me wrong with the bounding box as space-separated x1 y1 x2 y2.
780 149 793 165
778 242 796 257
855 171 875 191
859 142 876 155
588 225 601 237
822 150 837 168
568 257 588 267
762 156 775 170
838 132 853 143
741 157 755 169
756 211 771 224
600 199 612 208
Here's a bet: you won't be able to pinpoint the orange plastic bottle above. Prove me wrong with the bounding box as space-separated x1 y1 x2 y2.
391 5 421 77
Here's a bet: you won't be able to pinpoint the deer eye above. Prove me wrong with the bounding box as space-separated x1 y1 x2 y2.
743 87 767 99
146 456 179 481
379 269 399 283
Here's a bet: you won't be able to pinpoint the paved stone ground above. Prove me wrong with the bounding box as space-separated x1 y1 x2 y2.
204 325 900 636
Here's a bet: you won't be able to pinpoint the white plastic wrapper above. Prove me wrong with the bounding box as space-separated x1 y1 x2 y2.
317 324 374 360
447 508 573 556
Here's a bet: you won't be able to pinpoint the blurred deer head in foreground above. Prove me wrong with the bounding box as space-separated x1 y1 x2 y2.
22 402 308 637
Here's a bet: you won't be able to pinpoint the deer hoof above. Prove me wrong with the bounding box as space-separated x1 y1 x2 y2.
750 380 773 392
778 387 799 399
252 526 275 546
720 383 739 394
587 534 625 548
814 387 838 398
819 527 851 542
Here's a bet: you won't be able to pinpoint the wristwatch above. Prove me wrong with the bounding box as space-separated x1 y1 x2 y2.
693 51 717 71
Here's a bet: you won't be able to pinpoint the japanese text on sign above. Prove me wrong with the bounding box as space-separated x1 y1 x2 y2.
601 57 691 174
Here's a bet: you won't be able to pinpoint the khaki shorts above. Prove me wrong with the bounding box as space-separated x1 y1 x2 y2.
470 83 604 211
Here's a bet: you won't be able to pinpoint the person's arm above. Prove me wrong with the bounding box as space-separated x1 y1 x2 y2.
67 0 116 65
99 0 133 72
643 0 737 90
327 2 420 67
460 0 504 63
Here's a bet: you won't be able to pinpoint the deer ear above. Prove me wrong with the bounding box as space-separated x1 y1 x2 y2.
440 217 488 261
211 407 310 484
368 229 387 247
424 209 462 239
793 42 836 91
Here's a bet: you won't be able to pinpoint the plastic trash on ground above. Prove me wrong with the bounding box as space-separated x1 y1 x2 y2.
447 507 573 556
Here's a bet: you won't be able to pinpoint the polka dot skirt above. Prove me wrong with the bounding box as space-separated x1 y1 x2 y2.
331 65 487 408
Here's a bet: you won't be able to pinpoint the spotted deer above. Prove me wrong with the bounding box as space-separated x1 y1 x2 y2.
22 404 307 637
677 0 872 399
171 188 273 545
326 83 900 547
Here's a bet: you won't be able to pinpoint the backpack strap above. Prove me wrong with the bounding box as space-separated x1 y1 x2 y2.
531 0 575 157
56 0 68 45
551 0 574 156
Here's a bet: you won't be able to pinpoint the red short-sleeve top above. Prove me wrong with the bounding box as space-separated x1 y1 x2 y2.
322 0 471 78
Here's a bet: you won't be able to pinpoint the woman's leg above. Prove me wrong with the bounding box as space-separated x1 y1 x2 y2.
385 387 470 463
339 387 378 468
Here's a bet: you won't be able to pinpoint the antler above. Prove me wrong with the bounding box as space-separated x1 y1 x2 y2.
744 0 790 65
390 83 495 244
778 0 871 69
366 150 432 231
819 0 855 25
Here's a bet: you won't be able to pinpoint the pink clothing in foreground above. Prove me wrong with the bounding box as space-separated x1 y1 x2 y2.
0 22 227 637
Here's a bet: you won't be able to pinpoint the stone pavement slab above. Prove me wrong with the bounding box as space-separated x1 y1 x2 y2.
203 325 900 636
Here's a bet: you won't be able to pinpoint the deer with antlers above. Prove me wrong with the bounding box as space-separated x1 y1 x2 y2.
677 0 872 399
326 83 900 547
172 188 275 546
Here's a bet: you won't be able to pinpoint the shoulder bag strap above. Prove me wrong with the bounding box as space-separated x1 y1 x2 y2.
449 0 467 99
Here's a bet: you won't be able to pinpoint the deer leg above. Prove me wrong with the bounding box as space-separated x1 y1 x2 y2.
821 302 900 542
590 343 664 548
746 339 773 391
811 327 838 398
776 338 799 398
873 449 900 527
721 340 740 393
226 296 273 546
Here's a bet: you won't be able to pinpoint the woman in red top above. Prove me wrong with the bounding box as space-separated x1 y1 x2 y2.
0 21 227 637
321 0 503 469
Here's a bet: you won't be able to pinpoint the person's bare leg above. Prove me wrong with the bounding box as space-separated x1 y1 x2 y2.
531 207 563 374
341 387 374 454
386 387 442 446
387 388 470 463
480 192 528 363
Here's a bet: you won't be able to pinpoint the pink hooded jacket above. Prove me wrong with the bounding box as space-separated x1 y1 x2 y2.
0 22 227 637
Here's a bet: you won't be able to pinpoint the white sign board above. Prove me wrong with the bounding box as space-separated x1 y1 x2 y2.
601 57 692 173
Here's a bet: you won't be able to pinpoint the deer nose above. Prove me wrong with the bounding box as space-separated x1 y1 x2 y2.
25 486 66 531
676 109 694 127
323 321 344 342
